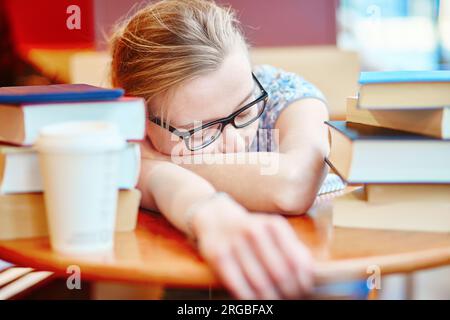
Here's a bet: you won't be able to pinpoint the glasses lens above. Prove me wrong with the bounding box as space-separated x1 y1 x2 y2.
187 122 223 150
233 98 266 128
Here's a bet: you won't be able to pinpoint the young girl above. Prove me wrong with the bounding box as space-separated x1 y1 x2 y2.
110 0 329 299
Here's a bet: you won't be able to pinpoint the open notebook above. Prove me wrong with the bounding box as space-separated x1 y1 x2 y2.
317 173 347 196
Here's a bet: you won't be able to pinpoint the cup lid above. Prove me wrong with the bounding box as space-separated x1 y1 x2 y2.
36 121 126 153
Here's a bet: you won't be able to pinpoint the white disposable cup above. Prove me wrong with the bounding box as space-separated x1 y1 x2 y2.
36 121 126 255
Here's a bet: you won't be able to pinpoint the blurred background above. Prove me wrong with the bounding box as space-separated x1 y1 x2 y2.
0 0 449 299
1 0 450 117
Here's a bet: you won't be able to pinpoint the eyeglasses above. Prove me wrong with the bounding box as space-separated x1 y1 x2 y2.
150 73 268 151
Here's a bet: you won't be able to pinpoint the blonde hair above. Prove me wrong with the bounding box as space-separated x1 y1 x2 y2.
110 0 248 117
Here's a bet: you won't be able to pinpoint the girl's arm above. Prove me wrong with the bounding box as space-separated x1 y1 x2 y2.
172 98 330 214
137 158 314 299
138 158 216 235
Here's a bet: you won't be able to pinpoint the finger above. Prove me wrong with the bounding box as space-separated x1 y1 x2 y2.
244 224 302 299
232 236 280 300
268 218 315 293
271 219 314 272
209 246 256 300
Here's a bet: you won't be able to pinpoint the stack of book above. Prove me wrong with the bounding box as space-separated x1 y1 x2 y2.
0 84 146 240
325 71 450 233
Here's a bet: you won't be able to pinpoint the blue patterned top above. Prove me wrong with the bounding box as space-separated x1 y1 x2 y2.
249 65 327 152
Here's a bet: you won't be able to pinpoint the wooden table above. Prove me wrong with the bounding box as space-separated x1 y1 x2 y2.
0 188 449 293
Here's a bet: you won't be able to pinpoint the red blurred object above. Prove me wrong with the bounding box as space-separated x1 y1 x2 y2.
4 0 95 52
218 0 337 47
4 0 336 52
93 0 337 50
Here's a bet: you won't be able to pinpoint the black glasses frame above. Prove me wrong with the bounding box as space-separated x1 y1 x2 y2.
150 73 269 151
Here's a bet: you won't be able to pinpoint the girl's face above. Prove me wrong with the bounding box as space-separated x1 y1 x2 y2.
147 48 260 156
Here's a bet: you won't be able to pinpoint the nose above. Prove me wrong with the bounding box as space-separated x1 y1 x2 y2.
218 124 246 153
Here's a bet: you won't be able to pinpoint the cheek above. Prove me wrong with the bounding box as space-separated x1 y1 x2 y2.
146 124 183 156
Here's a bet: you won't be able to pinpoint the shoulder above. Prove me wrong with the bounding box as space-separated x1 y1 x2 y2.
253 64 326 104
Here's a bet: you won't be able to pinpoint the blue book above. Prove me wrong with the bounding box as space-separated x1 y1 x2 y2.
357 71 450 110
359 70 450 84
0 84 124 104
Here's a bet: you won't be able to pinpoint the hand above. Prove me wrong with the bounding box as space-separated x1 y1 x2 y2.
192 199 314 300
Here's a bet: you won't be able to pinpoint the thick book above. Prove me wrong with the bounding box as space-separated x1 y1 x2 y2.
0 143 140 194
0 189 141 240
346 96 449 139
0 84 123 104
365 184 450 204
332 187 450 233
358 71 450 110
0 97 145 145
325 121 450 184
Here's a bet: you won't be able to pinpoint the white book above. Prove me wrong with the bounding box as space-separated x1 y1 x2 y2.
0 97 146 145
0 143 140 194
326 121 450 184
0 268 53 300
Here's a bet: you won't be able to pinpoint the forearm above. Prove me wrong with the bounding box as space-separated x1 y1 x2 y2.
137 159 315 300
173 152 283 212
173 148 327 214
140 98 329 215
138 159 217 236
